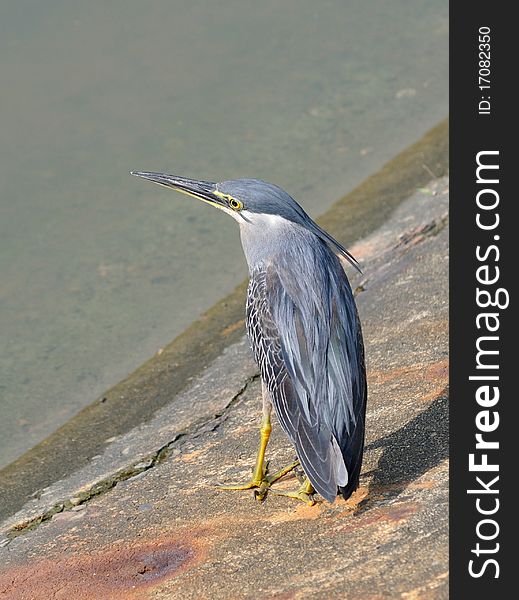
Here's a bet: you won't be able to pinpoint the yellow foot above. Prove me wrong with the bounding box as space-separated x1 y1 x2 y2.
217 460 299 502
270 479 316 506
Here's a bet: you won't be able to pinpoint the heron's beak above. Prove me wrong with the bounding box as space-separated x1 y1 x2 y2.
130 171 225 209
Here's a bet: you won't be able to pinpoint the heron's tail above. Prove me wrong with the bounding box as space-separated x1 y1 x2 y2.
338 413 366 500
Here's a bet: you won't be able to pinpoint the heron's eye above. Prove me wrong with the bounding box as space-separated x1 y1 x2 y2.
228 198 243 211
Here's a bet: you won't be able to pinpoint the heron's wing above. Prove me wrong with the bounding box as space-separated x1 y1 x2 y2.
247 248 366 502
247 270 341 502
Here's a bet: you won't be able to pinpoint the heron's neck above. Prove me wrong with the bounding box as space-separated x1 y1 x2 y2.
238 213 311 272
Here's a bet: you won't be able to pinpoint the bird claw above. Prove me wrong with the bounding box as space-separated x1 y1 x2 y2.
216 481 261 491
270 488 316 506
253 482 270 502
216 459 300 502
269 478 316 506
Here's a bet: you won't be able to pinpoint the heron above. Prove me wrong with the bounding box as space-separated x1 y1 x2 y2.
131 172 367 505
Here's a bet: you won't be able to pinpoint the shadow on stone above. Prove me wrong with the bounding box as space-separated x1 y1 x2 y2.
365 388 449 499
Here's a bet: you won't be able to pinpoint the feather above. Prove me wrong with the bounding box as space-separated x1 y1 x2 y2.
246 230 367 502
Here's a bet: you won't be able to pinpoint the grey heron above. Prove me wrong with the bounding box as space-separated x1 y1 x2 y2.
131 172 367 505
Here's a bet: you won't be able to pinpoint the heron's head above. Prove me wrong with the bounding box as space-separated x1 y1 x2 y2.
130 172 361 272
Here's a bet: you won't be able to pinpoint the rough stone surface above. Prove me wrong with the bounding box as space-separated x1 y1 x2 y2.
0 339 257 537
0 178 449 599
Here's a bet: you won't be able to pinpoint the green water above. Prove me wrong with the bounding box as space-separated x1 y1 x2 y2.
0 0 448 468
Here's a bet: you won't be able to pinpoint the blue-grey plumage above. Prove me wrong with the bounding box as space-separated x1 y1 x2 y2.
244 219 366 502
131 172 367 503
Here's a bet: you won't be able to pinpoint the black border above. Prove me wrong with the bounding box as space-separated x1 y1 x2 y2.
450 2 513 594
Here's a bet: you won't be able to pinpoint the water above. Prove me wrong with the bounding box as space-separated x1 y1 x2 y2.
0 0 448 468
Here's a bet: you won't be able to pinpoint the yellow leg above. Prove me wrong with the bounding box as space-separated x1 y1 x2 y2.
251 412 272 484
217 411 299 501
217 384 301 502
217 412 271 492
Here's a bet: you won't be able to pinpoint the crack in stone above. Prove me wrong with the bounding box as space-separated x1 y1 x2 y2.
4 373 259 544
394 212 449 248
